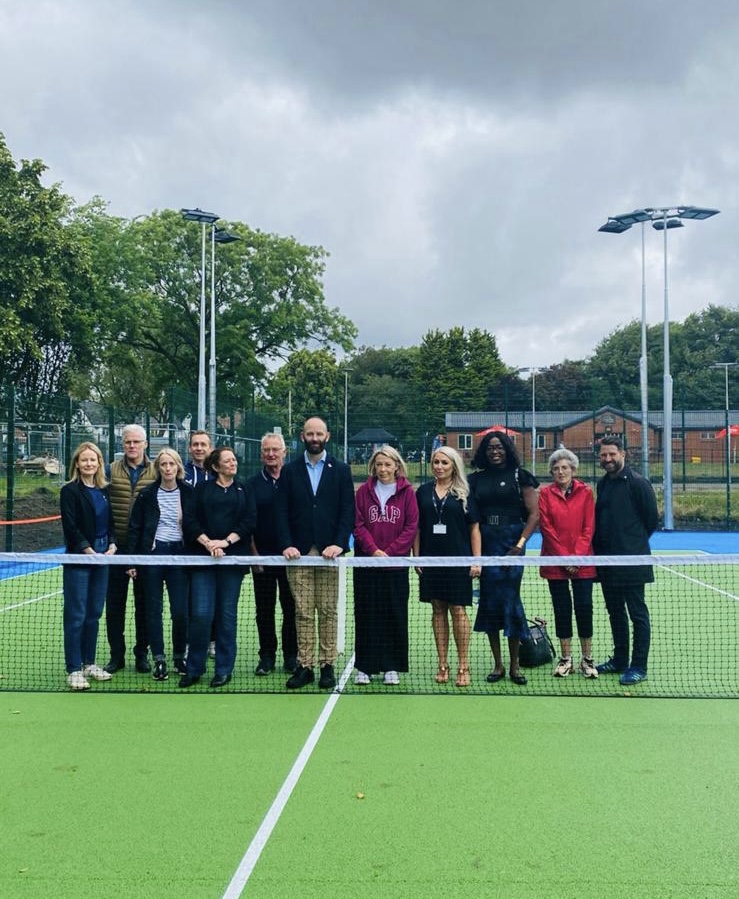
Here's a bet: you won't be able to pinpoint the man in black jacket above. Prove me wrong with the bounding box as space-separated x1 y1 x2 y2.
275 416 354 690
593 436 658 685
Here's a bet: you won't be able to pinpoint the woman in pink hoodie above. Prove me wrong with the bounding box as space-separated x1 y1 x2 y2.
353 446 419 686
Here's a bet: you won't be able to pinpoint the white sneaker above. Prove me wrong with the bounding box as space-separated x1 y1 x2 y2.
553 657 573 677
208 641 216 659
384 670 400 685
83 664 112 681
354 671 371 685
67 670 90 691
579 656 599 679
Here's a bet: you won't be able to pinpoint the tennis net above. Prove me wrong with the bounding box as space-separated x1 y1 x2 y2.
1 552 737 697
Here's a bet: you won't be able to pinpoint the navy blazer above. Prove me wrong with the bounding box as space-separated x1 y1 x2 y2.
275 453 354 554
60 479 116 553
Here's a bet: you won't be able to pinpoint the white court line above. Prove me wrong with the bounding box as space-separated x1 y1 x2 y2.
221 654 356 899
0 590 61 612
656 562 739 602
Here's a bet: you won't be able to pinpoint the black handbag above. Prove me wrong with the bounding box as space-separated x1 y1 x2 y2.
519 617 555 668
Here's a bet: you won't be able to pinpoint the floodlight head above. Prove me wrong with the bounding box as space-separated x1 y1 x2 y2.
214 228 241 244
598 219 632 234
611 209 651 225
677 206 720 220
653 218 684 231
180 207 219 224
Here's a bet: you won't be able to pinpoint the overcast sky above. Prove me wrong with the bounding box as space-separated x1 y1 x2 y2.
1 0 737 371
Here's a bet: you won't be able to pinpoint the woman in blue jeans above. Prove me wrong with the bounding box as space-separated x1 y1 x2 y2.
60 442 117 691
181 446 256 689
128 449 194 682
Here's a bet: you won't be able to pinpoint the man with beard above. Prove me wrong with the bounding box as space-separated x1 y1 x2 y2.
593 436 658 685
275 416 354 689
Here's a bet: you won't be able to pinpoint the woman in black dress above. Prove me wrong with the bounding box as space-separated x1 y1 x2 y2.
414 446 481 687
468 431 539 685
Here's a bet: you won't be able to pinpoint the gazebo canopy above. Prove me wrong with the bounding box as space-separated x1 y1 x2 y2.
348 427 397 445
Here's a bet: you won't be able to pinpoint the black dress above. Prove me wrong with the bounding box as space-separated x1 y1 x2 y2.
468 466 538 639
415 481 480 606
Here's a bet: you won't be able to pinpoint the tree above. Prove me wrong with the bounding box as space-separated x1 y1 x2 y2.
72 208 358 414
415 327 507 429
0 134 99 403
266 349 342 439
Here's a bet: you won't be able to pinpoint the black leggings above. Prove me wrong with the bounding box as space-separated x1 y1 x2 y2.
547 578 594 640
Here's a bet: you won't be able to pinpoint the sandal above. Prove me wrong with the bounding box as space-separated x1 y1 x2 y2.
455 666 471 687
435 664 450 684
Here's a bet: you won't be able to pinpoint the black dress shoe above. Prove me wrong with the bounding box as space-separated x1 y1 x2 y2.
178 674 201 688
104 659 125 674
286 665 315 689
210 673 232 688
135 656 152 674
319 664 336 690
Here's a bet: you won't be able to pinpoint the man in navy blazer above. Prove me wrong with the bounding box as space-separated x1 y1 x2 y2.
275 416 354 689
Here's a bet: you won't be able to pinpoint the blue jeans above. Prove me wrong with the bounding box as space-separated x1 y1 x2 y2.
600 582 651 670
141 542 189 660
63 538 110 673
187 567 245 677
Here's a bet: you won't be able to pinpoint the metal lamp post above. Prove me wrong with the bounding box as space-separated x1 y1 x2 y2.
712 362 738 522
518 367 539 474
181 208 219 430
343 368 353 463
598 205 720 529
209 226 241 443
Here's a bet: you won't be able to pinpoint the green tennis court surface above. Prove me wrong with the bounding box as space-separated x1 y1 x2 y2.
2 692 737 899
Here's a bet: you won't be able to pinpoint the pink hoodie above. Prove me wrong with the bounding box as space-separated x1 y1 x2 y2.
353 476 419 557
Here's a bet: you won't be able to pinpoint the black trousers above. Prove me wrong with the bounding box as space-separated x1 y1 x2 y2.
252 566 297 661
106 565 149 663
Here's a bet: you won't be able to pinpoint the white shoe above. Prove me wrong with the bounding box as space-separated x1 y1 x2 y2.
384 670 400 685
67 670 90 691
354 671 371 685
83 664 112 681
553 657 573 677
579 656 599 679
208 641 216 659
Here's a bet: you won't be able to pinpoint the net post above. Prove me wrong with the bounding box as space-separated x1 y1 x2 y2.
337 556 348 655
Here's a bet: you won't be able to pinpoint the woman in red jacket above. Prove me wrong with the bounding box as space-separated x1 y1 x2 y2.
539 448 598 678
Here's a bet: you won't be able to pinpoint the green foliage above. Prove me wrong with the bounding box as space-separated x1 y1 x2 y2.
0 134 98 398
266 348 342 439
416 327 507 429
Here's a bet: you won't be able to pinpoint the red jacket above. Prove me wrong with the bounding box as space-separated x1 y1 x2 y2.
538 479 596 579
353 476 419 557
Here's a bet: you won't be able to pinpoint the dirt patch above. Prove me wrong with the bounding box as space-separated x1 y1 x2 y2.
0 489 63 552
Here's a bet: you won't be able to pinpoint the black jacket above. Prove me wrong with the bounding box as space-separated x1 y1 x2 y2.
128 478 194 553
60 480 116 553
274 453 354 554
593 465 658 585
183 478 256 555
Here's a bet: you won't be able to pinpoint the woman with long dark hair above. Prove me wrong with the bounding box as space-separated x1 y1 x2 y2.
468 431 539 686
181 446 256 688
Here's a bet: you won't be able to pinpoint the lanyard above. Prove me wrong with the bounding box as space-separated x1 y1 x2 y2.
432 488 450 523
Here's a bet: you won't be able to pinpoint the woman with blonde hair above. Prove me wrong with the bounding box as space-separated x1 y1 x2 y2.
60 442 117 690
353 446 419 686
128 448 194 682
413 445 481 687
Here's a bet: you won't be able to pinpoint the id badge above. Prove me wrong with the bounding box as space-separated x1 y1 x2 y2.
433 524 447 535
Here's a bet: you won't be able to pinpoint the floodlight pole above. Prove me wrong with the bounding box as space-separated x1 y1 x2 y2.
343 369 353 463
598 204 720 530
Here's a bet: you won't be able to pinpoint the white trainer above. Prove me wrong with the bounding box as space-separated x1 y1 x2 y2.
579 656 599 679
553 657 574 677
67 670 90 691
384 670 400 685
354 671 371 685
83 664 112 681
